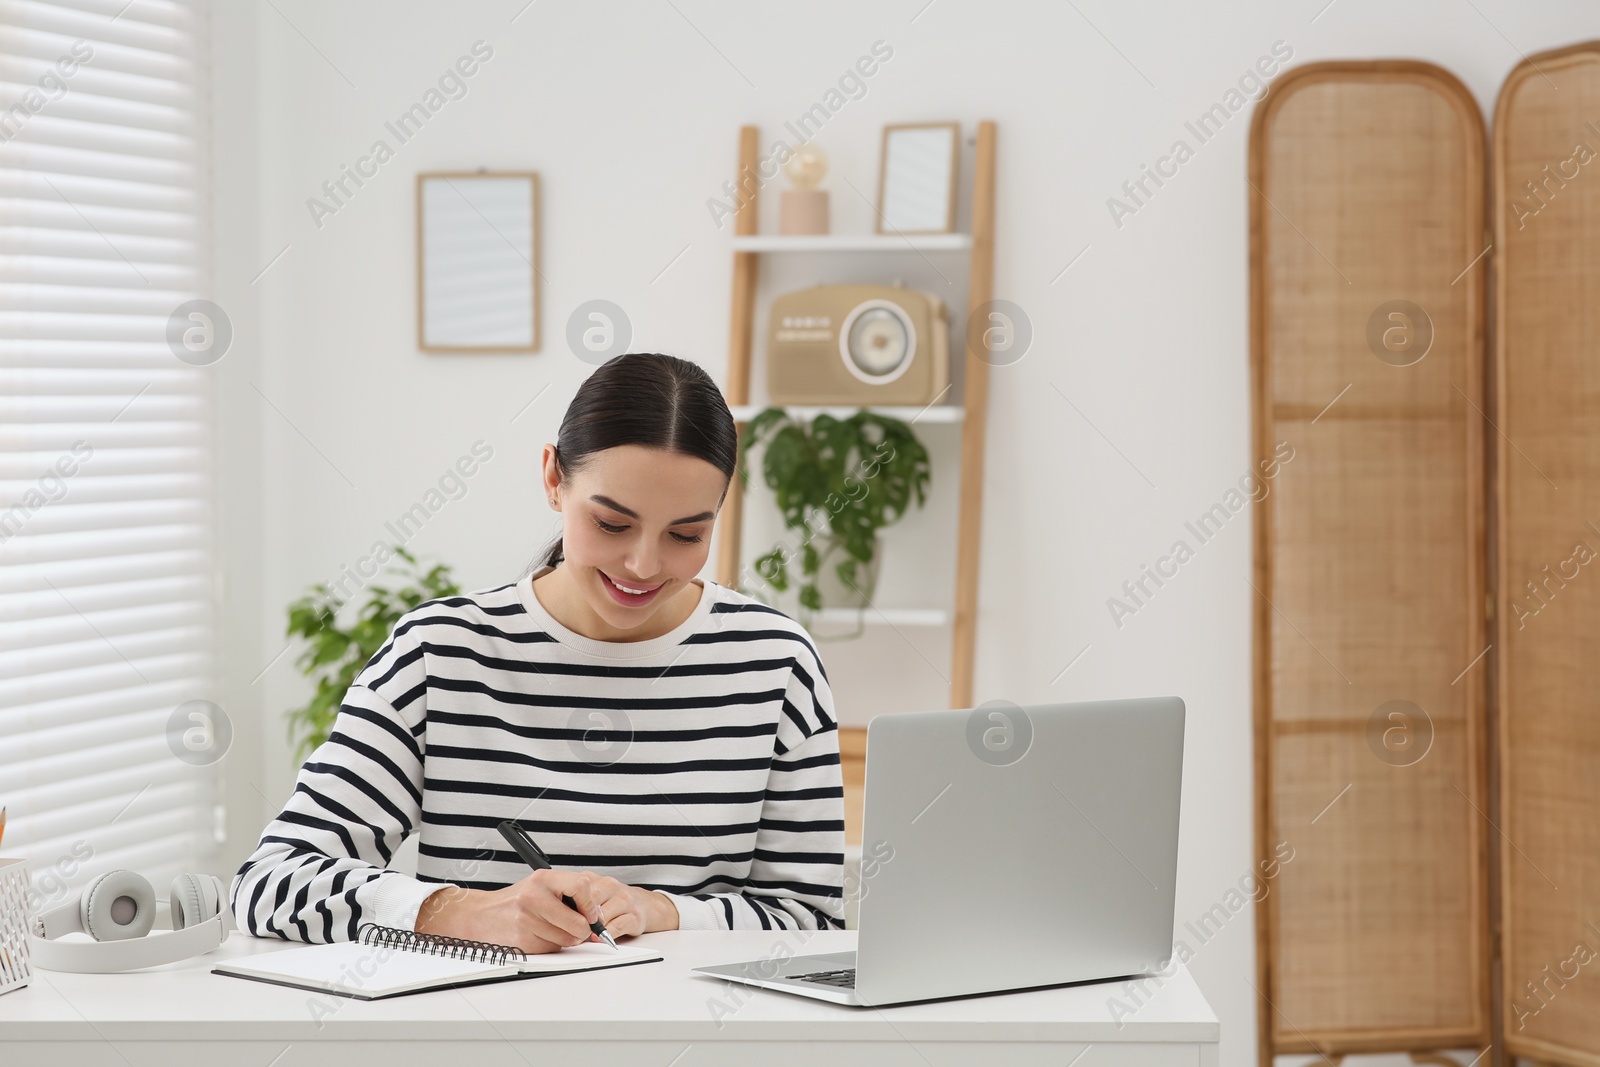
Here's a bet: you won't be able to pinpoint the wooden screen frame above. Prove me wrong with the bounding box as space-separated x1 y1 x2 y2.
1250 60 1492 1064
1492 40 1600 1067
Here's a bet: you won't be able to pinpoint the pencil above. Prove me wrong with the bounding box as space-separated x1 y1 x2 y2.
0 806 7 851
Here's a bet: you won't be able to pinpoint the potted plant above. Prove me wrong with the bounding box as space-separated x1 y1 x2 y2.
283 546 460 762
738 407 931 632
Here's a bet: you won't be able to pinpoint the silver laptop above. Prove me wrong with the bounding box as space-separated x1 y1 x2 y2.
692 696 1185 1007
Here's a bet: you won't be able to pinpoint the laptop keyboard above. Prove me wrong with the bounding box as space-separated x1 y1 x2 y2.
790 967 857 988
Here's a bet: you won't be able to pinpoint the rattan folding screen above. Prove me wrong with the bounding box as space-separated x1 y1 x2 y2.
1254 46 1600 1066
1250 62 1492 1061
1493 43 1600 1067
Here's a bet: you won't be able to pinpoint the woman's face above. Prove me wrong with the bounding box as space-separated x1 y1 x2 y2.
543 443 726 633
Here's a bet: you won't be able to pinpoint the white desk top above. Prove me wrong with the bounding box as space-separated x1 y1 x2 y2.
0 930 1218 1045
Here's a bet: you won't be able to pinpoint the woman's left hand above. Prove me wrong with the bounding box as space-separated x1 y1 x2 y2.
572 874 679 940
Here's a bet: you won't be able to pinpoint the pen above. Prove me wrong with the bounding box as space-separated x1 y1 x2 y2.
495 820 618 950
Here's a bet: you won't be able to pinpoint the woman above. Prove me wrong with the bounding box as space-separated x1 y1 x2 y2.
230 353 846 952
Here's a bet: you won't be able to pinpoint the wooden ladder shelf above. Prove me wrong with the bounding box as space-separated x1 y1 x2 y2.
714 121 998 844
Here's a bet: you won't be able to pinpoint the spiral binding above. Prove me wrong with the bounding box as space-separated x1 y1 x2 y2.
357 922 527 965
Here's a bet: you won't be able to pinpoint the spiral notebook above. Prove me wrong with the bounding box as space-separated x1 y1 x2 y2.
213 923 663 1000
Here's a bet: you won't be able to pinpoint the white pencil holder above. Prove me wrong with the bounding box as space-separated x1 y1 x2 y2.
0 857 33 996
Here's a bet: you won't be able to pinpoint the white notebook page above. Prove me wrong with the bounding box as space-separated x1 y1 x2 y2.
222 941 509 996
219 939 663 996
513 942 660 972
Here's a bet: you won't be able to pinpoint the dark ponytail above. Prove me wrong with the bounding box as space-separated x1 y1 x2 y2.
532 353 737 573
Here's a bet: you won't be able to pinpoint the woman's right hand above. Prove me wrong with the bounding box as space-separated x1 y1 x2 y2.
414 869 605 954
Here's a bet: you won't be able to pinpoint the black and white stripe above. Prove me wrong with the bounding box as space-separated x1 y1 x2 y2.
230 569 846 941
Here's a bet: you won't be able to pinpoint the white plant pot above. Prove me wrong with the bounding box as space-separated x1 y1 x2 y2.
813 538 881 609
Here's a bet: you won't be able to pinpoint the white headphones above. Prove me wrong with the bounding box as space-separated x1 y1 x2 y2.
27 870 232 973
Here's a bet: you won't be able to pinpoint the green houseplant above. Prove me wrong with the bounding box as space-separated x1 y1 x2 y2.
283 545 460 762
739 407 931 629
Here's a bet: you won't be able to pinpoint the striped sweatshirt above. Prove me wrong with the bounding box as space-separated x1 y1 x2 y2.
230 566 846 941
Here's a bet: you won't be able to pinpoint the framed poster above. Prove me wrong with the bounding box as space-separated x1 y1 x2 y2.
875 122 959 235
417 171 540 352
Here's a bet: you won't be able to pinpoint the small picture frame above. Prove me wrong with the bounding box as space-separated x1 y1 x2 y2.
875 122 960 236
416 171 541 353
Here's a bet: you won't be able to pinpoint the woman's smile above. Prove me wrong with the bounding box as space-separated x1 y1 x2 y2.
599 570 666 607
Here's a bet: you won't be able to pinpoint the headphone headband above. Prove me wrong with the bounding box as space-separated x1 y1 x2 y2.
28 912 228 973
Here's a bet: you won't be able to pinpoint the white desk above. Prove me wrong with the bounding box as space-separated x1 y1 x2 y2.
0 930 1219 1066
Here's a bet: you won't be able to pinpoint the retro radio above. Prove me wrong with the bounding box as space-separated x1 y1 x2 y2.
766 284 949 405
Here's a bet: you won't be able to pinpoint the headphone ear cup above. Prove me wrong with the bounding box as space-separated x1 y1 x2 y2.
81 870 156 942
168 873 223 930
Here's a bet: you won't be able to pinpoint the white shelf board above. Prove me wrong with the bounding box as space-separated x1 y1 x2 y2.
731 233 972 253
808 607 952 627
729 404 963 424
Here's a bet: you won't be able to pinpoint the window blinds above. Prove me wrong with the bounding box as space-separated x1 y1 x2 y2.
0 0 218 901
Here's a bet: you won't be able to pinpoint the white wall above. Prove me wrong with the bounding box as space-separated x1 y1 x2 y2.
208 2 1599 1063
